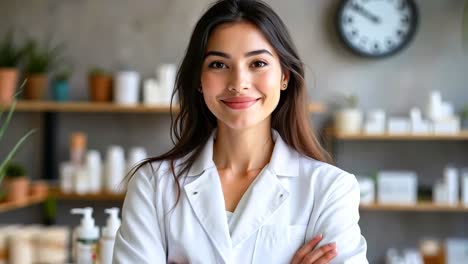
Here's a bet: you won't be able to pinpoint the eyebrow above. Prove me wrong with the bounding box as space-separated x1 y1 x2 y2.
204 49 273 59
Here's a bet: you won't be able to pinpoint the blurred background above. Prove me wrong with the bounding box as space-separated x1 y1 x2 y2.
0 0 467 263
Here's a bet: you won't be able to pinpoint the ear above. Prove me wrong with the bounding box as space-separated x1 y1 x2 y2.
282 70 290 84
281 70 290 90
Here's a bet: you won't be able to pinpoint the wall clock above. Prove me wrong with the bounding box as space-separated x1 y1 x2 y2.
336 0 419 58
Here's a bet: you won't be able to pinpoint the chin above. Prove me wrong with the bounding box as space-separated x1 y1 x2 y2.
219 115 271 131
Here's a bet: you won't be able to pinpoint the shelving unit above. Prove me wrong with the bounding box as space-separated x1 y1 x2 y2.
333 131 468 141
0 195 47 213
326 126 468 212
2 101 326 113
360 202 468 212
48 187 125 201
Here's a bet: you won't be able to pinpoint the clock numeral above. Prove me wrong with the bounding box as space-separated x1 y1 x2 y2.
397 0 407 11
401 15 409 24
373 43 380 50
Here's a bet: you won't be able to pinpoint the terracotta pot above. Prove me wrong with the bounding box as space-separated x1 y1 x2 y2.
24 74 48 100
30 180 48 198
89 75 112 102
0 68 19 105
4 177 29 203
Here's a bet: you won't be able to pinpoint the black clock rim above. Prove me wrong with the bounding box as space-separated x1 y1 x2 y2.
335 0 419 58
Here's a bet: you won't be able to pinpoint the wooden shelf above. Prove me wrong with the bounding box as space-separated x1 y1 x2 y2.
360 202 468 212
332 131 468 141
6 101 179 113
1 101 325 113
0 195 47 213
48 187 125 201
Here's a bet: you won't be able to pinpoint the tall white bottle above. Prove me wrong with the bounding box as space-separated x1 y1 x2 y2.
444 165 459 205
86 150 103 193
71 207 99 264
105 145 126 193
100 208 121 264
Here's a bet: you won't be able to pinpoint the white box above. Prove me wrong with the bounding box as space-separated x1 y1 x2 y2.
411 120 432 134
433 118 460 134
377 171 417 204
445 239 468 264
364 121 385 134
357 177 375 205
387 118 410 134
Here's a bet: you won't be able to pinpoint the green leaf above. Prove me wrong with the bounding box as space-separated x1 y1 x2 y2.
0 100 17 142
0 129 36 183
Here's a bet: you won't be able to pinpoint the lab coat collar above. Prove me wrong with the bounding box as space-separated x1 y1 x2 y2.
186 129 300 177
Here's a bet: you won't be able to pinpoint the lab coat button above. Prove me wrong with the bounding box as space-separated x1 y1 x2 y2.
193 191 198 195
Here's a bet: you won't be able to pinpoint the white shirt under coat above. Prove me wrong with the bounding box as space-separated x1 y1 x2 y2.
113 130 368 264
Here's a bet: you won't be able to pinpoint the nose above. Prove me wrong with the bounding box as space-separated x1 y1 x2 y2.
227 66 250 93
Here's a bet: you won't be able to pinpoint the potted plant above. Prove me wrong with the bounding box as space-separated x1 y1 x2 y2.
3 162 29 203
52 68 72 102
89 67 112 102
461 105 468 131
0 81 36 185
0 30 25 105
333 94 363 134
22 38 64 100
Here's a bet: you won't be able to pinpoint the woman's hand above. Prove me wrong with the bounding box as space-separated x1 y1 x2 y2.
290 234 337 264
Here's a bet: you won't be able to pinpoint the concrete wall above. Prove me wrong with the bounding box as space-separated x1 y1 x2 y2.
1 0 467 262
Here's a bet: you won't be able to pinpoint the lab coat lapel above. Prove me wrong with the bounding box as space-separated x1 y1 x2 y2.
184 168 232 262
229 167 290 247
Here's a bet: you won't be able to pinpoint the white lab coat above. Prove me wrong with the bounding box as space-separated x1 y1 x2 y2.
113 130 368 264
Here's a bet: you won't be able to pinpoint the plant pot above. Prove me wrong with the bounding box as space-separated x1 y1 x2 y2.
89 75 112 102
334 108 363 134
24 74 48 100
30 180 48 198
52 80 69 102
4 177 29 203
0 68 19 105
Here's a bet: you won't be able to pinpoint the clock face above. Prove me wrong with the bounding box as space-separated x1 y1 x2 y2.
337 0 418 58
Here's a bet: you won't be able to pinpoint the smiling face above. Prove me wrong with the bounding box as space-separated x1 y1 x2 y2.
200 21 289 130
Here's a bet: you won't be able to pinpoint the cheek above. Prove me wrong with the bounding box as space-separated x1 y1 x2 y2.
201 72 226 94
255 71 281 96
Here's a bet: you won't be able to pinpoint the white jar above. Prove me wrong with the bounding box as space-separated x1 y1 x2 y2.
334 108 363 134
114 71 141 105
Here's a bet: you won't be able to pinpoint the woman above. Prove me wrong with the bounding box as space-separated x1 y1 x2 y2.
113 0 368 263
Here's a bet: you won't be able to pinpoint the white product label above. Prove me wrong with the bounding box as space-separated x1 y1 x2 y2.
76 241 97 264
100 239 116 264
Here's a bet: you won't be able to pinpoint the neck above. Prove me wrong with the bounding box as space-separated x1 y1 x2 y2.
213 122 274 177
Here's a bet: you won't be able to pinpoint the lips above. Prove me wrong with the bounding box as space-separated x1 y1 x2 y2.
221 96 260 110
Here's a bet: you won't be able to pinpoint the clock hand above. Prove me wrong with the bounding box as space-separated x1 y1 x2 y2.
350 3 381 24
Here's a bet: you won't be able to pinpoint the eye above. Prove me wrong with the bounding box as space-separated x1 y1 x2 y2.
208 61 227 69
251 60 268 68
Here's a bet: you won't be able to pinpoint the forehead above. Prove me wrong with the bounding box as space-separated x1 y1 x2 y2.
206 21 276 56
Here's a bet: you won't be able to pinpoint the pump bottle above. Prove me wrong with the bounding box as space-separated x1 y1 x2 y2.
71 207 99 264
100 207 121 264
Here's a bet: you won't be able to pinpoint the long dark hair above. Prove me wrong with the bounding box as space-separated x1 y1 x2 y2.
127 0 330 205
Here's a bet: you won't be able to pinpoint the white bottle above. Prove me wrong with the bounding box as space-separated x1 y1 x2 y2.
127 147 147 174
86 150 103 194
462 168 468 206
444 165 459 205
100 208 121 264
105 145 126 193
71 207 99 264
